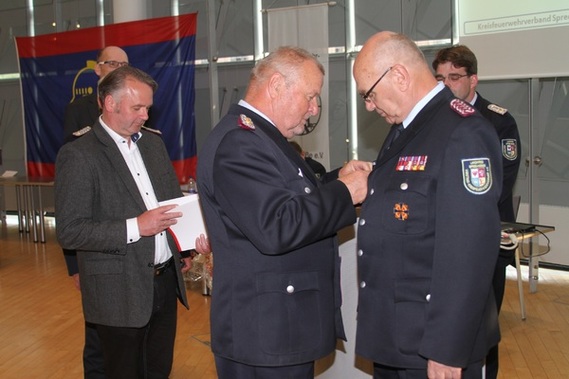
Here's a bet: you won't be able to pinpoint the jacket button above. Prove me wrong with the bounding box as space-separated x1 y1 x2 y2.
360 281 366 288
286 285 295 294
304 187 311 194
359 218 366 226
426 294 431 302
357 249 363 257
400 182 408 190
370 188 375 195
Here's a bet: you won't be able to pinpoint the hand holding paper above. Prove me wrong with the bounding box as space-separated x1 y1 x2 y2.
159 194 208 251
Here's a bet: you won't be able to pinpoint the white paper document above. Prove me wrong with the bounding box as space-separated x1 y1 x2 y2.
159 193 207 251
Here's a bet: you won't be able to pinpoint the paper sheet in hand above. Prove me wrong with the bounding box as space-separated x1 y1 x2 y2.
159 194 207 251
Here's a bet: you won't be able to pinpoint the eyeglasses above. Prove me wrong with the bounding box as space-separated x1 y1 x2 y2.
361 66 393 103
434 73 469 82
97 60 129 68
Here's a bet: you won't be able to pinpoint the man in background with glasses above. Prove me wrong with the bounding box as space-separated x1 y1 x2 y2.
433 44 522 379
63 46 129 143
353 31 503 379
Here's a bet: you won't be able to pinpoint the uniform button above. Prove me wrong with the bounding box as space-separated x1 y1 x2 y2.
360 281 366 288
304 187 311 194
286 285 295 294
400 182 408 190
425 294 431 302
359 218 366 226
357 249 363 257
370 188 375 195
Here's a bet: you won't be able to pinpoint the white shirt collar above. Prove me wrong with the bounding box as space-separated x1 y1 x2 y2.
99 116 142 148
469 92 478 105
401 81 445 128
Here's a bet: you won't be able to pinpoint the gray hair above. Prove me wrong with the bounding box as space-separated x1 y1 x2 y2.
251 46 325 86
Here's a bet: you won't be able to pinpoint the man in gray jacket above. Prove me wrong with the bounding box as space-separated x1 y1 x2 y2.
55 65 207 378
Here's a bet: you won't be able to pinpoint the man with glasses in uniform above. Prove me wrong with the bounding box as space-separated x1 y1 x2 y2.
63 46 129 143
353 31 503 379
432 44 521 379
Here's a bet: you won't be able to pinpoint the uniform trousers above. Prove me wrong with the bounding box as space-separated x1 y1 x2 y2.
373 360 485 379
485 248 515 379
214 355 314 379
95 261 178 379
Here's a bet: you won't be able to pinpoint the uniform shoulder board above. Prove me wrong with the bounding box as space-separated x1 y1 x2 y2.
238 114 256 130
487 103 508 115
141 125 162 135
72 126 92 137
450 99 476 117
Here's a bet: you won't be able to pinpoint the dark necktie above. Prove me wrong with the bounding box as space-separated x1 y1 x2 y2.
386 123 404 149
392 123 404 144
376 123 404 162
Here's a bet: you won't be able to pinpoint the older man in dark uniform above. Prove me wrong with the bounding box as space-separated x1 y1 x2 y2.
197 46 370 379
353 32 503 379
433 44 521 378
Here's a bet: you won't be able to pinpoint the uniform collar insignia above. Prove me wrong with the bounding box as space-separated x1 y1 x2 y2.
450 99 475 117
72 126 92 137
238 114 255 130
487 103 508 115
141 125 162 135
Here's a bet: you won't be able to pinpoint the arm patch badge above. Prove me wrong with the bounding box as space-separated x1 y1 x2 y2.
502 139 518 161
462 158 492 194
450 99 475 117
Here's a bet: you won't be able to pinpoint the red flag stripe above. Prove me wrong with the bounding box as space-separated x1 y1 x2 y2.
17 14 196 58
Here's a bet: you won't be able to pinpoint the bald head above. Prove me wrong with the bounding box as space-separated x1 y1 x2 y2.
94 46 129 79
353 31 438 124
355 32 427 77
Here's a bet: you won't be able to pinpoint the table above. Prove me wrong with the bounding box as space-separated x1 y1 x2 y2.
0 176 54 243
501 221 555 320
